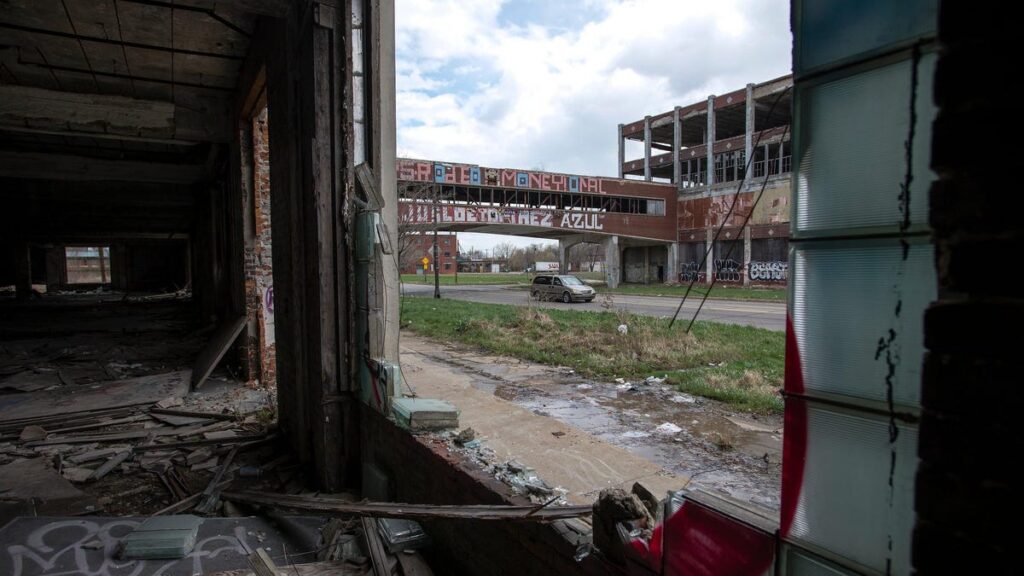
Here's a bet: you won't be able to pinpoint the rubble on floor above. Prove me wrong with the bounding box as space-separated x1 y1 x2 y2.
0 377 279 522
437 428 572 506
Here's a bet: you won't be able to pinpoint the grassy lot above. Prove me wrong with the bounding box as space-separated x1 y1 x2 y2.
597 284 786 302
400 297 784 414
400 273 532 285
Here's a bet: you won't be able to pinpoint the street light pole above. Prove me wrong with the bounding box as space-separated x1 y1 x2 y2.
433 186 441 299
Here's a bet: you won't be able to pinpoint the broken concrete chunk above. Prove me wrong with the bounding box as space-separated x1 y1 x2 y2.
591 488 654 565
120 514 203 560
392 398 459 431
191 456 219 472
19 425 47 442
202 430 237 440
62 466 95 483
67 446 125 464
454 427 476 446
155 396 183 409
185 447 213 465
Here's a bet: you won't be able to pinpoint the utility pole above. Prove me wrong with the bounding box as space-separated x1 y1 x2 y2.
433 186 441 299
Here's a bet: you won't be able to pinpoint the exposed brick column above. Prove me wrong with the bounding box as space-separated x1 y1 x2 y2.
252 108 276 388
914 4 1018 573
242 107 276 388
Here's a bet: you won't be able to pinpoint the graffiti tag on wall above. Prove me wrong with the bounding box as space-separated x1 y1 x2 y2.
748 261 787 282
714 259 743 283
401 203 605 231
261 283 275 345
679 262 703 283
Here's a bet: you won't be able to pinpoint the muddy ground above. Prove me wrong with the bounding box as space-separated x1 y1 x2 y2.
401 333 782 511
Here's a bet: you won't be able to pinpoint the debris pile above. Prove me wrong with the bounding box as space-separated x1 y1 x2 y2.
441 429 571 506
0 385 280 518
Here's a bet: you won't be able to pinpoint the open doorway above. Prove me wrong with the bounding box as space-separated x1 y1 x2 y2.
64 246 110 285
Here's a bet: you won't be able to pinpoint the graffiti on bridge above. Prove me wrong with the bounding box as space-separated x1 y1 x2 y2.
401 203 605 231
748 261 787 282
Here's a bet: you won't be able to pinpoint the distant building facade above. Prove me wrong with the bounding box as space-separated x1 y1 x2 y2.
619 75 793 286
400 232 457 275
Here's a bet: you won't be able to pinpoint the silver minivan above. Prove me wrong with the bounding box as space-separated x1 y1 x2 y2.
530 274 595 303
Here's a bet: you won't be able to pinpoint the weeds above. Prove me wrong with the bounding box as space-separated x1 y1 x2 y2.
400 297 784 414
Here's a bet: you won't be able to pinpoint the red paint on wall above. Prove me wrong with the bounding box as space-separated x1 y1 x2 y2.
658 501 775 576
781 314 807 538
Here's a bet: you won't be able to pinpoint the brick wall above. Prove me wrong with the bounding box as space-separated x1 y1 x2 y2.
243 107 276 387
360 408 609 575
914 3 1017 573
400 233 457 275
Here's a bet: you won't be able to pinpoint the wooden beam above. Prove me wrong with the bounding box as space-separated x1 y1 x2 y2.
223 490 594 522
176 0 290 17
0 85 228 143
0 151 208 184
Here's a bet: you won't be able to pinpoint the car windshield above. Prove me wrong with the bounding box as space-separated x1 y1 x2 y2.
560 276 584 286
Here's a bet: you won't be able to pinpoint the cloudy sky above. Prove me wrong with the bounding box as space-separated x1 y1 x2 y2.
395 0 791 252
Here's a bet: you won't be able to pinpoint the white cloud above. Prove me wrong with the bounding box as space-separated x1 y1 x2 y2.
396 0 791 250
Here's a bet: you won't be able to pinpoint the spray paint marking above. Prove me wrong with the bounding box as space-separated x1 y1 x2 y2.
4 520 257 576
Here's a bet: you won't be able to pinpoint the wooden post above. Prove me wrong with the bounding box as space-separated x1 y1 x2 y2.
13 240 31 299
263 1 356 491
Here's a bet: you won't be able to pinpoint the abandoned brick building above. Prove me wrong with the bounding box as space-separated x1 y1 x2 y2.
620 76 792 287
0 0 1016 574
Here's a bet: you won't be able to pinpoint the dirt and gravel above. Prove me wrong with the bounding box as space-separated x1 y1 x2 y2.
400 333 782 511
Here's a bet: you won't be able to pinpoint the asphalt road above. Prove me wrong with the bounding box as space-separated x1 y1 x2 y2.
401 283 786 331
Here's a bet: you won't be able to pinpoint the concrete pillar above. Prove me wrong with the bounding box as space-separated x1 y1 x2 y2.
778 140 785 175
743 226 752 286
706 96 716 187
45 246 66 292
13 240 31 300
744 83 754 186
558 237 582 273
643 246 651 284
705 227 714 286
603 235 620 289
376 0 400 365
617 123 625 178
672 106 681 189
643 115 652 181
665 242 679 284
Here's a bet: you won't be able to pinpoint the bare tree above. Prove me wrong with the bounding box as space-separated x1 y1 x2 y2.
397 182 436 273
492 241 515 263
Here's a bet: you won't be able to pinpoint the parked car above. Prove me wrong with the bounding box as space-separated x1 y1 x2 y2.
531 274 595 303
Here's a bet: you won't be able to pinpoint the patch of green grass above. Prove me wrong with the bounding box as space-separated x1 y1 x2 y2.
400 273 533 285
599 284 786 302
400 297 783 413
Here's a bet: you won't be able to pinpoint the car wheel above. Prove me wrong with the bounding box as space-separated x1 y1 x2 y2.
562 292 572 304
531 290 539 299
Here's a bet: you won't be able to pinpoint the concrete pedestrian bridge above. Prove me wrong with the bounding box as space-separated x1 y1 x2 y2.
397 158 680 285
